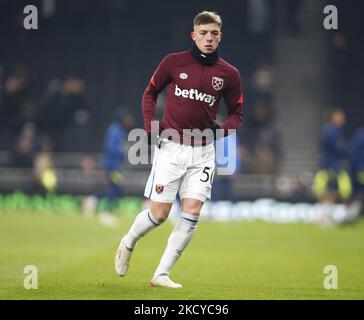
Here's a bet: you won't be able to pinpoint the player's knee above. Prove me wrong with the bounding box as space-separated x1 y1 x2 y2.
149 202 172 222
182 208 201 215
181 199 203 215
149 209 169 223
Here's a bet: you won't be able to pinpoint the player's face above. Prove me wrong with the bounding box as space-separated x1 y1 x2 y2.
191 23 222 54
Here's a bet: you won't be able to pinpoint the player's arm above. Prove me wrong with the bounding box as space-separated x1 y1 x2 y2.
219 68 244 136
142 54 174 134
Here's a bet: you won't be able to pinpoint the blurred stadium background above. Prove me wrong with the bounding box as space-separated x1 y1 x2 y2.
1 0 363 205
1 0 364 300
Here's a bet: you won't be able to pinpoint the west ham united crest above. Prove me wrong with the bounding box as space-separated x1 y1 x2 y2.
212 76 224 91
155 184 164 194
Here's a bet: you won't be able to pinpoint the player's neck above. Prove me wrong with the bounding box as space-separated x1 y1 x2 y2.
190 44 219 66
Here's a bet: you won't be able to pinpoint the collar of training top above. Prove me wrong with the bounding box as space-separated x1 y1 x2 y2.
190 44 219 66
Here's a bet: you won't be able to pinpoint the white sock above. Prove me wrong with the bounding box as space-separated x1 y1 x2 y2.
153 212 199 278
123 209 162 249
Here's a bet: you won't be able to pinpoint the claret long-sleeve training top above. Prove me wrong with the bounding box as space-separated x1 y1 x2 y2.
142 50 244 143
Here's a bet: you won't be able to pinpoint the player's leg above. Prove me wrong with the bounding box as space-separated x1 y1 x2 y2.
151 198 203 288
115 140 184 276
151 144 215 287
123 201 172 249
115 201 172 276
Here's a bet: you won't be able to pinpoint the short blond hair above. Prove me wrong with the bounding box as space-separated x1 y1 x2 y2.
193 11 222 28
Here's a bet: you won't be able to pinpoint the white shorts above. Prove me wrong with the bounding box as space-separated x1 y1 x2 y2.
144 139 215 203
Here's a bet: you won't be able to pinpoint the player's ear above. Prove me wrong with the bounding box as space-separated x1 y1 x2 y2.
219 31 223 42
191 31 196 41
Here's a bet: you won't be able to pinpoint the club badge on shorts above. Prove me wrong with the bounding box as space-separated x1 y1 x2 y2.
155 184 164 194
212 76 224 91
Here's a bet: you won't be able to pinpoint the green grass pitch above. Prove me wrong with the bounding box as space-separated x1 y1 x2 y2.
1 212 364 300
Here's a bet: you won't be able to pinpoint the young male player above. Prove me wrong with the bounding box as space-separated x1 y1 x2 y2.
115 11 243 288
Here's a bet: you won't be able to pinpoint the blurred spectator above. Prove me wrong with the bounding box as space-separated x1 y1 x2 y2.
80 154 97 175
40 77 90 151
246 99 272 138
349 128 364 197
34 135 57 193
326 3 364 137
239 98 280 174
1 65 30 134
102 107 131 192
312 108 351 225
347 127 364 219
278 172 314 200
251 64 273 100
98 107 134 227
331 33 349 75
17 100 40 129
10 122 37 168
247 123 281 175
63 107 92 152
39 78 62 139
330 33 350 105
254 129 281 175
